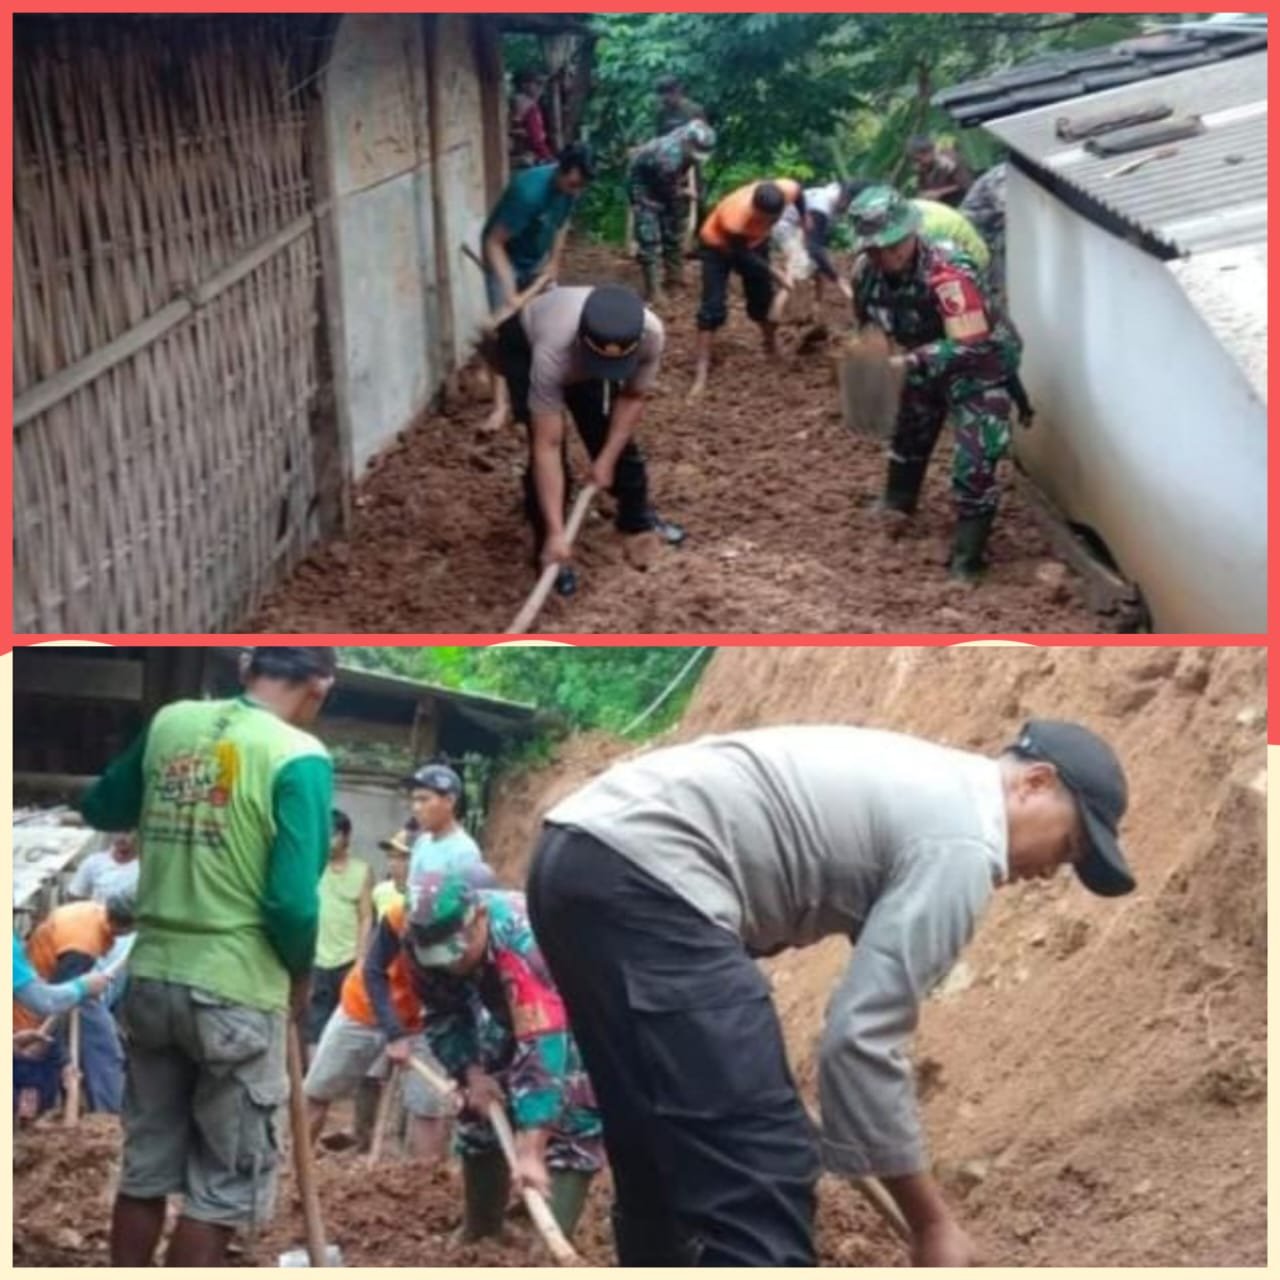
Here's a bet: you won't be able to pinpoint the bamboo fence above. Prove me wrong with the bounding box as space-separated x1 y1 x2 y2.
13 17 330 632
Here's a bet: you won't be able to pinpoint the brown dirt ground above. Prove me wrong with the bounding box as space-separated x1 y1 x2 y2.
250 239 1107 635
14 648 1265 1266
488 646 1269 1266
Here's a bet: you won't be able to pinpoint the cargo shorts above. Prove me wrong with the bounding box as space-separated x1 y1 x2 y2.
303 1008 450 1117
117 978 288 1229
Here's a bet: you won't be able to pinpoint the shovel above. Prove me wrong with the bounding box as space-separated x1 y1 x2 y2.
366 1065 404 1169
833 327 904 439
403 1057 582 1265
462 245 556 332
279 1023 342 1267
505 484 600 635
63 1009 82 1126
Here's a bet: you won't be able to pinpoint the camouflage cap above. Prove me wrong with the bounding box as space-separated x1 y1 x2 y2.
849 185 922 252
406 865 496 967
680 119 717 159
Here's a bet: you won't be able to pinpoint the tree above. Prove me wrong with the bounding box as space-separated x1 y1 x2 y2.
342 647 714 739
572 12 1177 240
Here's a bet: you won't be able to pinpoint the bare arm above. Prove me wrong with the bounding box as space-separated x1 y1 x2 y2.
882 1173 973 1266
546 224 570 283
355 868 374 962
531 410 568 559
483 224 519 308
590 390 646 490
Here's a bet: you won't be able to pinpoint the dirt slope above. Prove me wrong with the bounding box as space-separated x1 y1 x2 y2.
481 645 1268 1266
251 240 1104 635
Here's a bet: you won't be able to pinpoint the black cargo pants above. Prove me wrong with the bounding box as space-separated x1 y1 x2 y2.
526 823 819 1266
495 316 653 561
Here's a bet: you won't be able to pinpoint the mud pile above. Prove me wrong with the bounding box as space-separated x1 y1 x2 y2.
252 241 1103 635
482 646 1268 1266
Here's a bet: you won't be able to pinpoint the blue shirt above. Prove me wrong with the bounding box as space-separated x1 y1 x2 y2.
482 165 578 280
409 826 484 881
12 931 88 1016
13 932 35 990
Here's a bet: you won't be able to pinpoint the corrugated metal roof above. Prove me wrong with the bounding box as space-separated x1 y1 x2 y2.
961 53 1267 257
934 27 1266 124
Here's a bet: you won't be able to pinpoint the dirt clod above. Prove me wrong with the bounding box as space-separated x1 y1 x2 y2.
250 242 1107 634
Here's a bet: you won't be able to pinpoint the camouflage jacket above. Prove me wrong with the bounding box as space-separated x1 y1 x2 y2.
852 238 1017 385
411 889 595 1134
628 125 697 201
960 163 1007 245
654 98 704 138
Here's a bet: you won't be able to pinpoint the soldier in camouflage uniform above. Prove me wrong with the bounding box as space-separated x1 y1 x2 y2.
400 867 604 1246
627 120 717 301
848 185 1021 581
960 163 1009 310
653 77 708 260
653 75 705 139
907 134 974 208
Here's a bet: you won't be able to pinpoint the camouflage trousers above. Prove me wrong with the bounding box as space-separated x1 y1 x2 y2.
891 371 1012 518
985 233 1008 315
628 180 683 273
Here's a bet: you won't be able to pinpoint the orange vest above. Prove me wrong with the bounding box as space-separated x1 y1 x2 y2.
339 900 424 1033
700 179 802 251
13 902 113 1031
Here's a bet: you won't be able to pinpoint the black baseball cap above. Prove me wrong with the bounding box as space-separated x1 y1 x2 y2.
578 285 646 383
1010 720 1135 897
402 763 463 800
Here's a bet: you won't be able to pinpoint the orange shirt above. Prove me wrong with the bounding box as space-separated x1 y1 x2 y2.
700 179 803 252
339 899 423 1033
14 901 113 1030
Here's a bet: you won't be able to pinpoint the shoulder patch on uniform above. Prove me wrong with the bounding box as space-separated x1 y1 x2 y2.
936 279 969 316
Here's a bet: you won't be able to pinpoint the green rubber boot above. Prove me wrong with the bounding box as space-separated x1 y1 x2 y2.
547 1170 594 1240
949 511 996 582
873 458 927 515
458 1150 511 1242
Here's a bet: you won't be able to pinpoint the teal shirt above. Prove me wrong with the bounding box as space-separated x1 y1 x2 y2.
13 931 89 1014
482 165 578 280
409 826 483 882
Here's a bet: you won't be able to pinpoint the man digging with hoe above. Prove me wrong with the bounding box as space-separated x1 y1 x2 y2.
528 719 1135 1267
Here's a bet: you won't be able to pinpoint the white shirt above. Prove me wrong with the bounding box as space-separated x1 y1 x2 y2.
68 852 139 904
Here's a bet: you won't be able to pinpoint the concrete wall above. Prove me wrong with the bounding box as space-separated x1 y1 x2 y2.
322 14 441 476
321 14 497 478
434 15 493 363
333 776 408 880
1008 165 1267 633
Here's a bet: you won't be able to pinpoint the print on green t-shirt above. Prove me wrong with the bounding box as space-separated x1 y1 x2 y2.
128 697 331 1012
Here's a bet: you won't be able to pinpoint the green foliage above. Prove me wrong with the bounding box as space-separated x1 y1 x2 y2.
574 12 1174 241
341 647 714 743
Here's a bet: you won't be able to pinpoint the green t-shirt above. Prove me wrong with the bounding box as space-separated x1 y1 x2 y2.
80 695 333 1012
914 199 990 270
315 857 369 968
482 164 578 281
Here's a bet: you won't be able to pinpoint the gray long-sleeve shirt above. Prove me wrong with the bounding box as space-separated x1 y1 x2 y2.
545 724 1008 1178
